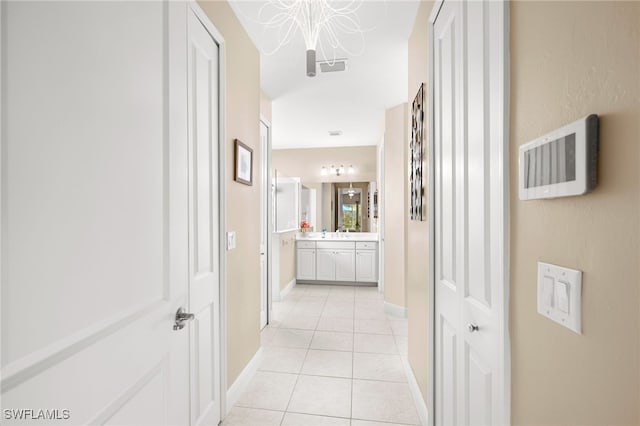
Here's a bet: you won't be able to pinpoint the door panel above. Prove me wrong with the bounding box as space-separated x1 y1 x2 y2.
434 3 463 423
297 249 316 280
434 1 507 424
439 318 458 426
1 1 190 424
355 251 376 282
316 249 336 281
187 7 221 426
465 344 492 426
334 250 355 282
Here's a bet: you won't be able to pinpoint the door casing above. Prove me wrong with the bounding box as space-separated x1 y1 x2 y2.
427 0 511 424
260 115 273 329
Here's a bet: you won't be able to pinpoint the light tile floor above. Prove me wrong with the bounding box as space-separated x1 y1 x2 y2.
223 284 419 426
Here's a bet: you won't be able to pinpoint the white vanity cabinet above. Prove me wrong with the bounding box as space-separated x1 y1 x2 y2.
296 239 377 283
355 241 378 282
296 241 316 280
315 241 356 282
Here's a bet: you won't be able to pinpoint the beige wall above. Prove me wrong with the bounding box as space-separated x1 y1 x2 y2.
383 104 408 308
406 0 433 404
278 231 296 290
510 2 640 424
272 146 377 183
197 0 261 389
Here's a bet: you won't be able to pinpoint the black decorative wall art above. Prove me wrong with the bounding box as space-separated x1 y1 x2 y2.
410 83 425 221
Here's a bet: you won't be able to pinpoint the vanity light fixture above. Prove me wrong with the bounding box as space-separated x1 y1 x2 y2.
321 164 353 177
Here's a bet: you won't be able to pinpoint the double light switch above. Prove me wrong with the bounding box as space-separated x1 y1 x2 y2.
537 262 582 334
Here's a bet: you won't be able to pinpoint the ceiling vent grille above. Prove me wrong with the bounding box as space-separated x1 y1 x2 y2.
318 59 348 73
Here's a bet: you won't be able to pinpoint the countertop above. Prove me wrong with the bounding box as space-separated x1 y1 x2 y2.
295 232 379 242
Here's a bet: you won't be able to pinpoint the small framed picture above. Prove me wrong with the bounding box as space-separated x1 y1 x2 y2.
234 139 253 186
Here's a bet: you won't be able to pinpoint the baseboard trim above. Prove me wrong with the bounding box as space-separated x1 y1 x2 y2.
280 278 296 300
402 356 429 426
384 301 407 318
225 346 263 414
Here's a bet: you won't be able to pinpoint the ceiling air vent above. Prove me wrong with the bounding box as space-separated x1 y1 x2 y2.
318 59 348 73
328 130 343 136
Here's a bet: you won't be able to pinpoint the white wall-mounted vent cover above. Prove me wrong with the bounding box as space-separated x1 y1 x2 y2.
318 59 348 73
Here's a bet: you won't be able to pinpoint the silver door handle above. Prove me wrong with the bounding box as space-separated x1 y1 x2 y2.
173 307 195 331
467 323 479 333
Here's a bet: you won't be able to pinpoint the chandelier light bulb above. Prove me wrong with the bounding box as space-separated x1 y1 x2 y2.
321 166 328 176
348 165 355 174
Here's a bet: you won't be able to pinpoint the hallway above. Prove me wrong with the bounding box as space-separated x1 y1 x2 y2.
223 285 418 426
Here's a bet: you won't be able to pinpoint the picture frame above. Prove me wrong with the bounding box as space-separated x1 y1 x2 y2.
410 83 426 221
234 139 253 186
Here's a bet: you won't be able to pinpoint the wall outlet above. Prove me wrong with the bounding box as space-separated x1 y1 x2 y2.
227 232 236 250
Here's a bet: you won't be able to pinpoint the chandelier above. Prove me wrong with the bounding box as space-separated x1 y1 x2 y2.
258 0 365 77
347 182 356 198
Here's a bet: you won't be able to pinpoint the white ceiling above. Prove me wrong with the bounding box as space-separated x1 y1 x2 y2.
229 0 420 149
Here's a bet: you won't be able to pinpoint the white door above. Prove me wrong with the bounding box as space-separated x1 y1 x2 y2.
433 1 508 425
1 2 191 424
186 6 222 425
296 249 316 280
259 120 270 329
356 250 376 282
335 250 356 282
316 249 336 281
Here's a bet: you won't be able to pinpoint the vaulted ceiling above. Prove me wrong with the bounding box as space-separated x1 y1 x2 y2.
229 1 420 149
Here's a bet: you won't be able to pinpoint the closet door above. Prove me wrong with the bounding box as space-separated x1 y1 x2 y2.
433 1 509 424
186 6 223 425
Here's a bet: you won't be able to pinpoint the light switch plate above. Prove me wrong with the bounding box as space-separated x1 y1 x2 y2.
537 261 582 334
227 231 236 250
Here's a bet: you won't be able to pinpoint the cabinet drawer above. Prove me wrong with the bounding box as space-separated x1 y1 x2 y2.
296 241 316 249
356 241 378 250
316 241 356 250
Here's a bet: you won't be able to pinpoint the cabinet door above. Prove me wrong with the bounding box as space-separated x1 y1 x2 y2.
296 249 316 280
316 249 336 281
356 250 377 282
335 250 356 282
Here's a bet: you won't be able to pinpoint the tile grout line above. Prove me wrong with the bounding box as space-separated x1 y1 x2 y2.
279 287 318 424
350 286 356 423
280 295 313 426
280 285 331 424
